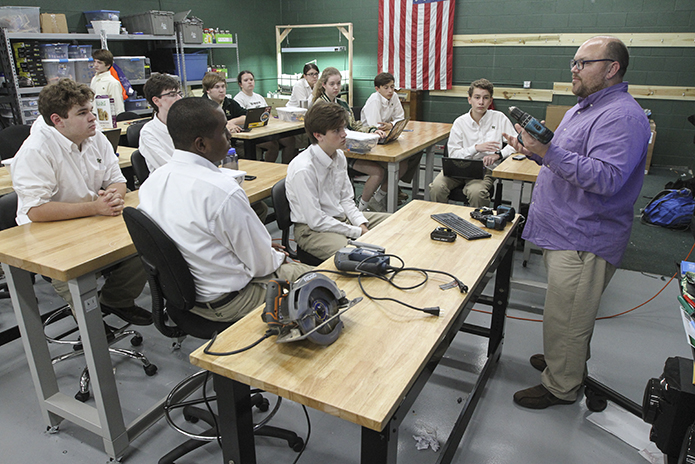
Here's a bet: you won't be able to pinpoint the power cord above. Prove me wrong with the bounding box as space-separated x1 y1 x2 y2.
203 328 278 356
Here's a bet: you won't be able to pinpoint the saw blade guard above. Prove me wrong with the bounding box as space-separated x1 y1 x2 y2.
288 273 345 345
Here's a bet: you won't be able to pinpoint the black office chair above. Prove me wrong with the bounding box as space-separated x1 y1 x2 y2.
130 149 150 186
442 145 502 207
116 111 140 122
125 120 147 148
0 192 155 399
122 207 304 464
0 124 31 160
271 179 324 266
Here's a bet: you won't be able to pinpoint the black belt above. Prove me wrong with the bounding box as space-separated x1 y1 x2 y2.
196 290 239 309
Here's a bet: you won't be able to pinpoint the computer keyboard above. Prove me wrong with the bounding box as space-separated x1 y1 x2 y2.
431 212 492 240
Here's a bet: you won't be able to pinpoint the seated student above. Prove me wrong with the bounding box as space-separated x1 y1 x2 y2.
311 67 389 213
90 49 125 116
287 63 319 108
138 97 313 323
429 78 517 207
139 73 183 172
361 72 419 210
11 78 150 325
234 70 296 163
202 72 246 134
286 101 390 261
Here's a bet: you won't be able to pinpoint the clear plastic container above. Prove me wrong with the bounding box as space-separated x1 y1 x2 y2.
345 129 380 154
39 43 69 60
68 45 92 59
113 56 146 81
90 20 121 35
124 98 148 111
0 6 40 33
276 106 307 122
84 10 120 23
43 61 75 84
73 59 95 84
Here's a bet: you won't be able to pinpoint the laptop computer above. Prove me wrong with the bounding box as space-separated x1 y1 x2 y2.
243 106 272 132
378 118 409 144
102 128 122 154
442 158 487 180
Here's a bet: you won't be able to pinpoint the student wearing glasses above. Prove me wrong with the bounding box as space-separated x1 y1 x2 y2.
139 73 183 172
504 36 651 410
287 63 319 108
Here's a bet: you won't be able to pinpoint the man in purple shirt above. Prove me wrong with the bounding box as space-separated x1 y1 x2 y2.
503 36 651 409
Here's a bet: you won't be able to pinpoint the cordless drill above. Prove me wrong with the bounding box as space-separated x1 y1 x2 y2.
509 106 554 146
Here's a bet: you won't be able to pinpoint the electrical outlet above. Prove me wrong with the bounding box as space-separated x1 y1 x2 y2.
523 81 531 89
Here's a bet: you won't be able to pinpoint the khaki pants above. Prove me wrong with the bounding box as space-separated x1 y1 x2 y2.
51 255 147 315
191 262 314 322
428 171 494 207
294 212 391 261
540 249 616 401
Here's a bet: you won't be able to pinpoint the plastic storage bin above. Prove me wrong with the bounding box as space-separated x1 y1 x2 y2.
39 43 69 60
74 59 95 84
90 20 121 35
114 56 146 81
276 106 308 122
174 11 203 44
0 6 40 33
43 61 75 84
68 45 92 59
345 129 380 154
173 52 208 81
124 98 149 111
121 11 174 36
84 10 119 22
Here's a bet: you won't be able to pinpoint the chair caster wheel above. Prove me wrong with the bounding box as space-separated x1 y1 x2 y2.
290 437 305 452
184 414 198 424
256 397 270 412
585 387 607 412
522 260 528 267
144 364 158 376
130 335 143 346
75 390 90 402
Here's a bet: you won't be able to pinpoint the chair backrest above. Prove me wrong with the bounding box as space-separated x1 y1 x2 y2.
270 178 299 260
0 125 31 160
123 207 229 339
0 192 18 230
126 120 147 148
130 149 150 185
116 111 140 122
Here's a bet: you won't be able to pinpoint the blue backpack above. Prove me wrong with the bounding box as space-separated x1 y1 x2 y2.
641 189 695 230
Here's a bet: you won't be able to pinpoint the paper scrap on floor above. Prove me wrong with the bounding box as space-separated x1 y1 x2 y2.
586 401 664 463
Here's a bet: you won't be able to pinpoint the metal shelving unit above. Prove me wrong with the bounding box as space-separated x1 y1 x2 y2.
0 28 175 124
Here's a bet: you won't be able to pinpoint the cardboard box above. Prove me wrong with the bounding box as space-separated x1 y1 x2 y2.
645 120 657 174
544 105 572 132
40 13 68 33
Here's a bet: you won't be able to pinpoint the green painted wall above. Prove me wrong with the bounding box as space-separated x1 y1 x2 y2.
6 1 694 168
280 0 695 170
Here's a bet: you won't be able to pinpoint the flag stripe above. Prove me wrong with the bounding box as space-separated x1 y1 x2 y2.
378 0 455 91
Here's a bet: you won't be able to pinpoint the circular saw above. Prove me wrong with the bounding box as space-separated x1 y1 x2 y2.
262 273 361 345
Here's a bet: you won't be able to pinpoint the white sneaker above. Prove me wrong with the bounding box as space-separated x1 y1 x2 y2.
367 196 387 212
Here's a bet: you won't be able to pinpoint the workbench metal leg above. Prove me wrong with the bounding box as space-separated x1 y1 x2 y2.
490 242 513 357
361 423 398 464
214 374 257 464
410 152 422 200
3 264 63 429
424 146 435 201
70 273 128 459
386 162 400 213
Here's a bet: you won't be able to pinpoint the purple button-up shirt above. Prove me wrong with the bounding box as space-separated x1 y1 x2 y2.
522 82 651 267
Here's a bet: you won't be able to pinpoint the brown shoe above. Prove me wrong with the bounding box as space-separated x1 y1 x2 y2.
513 384 574 409
530 353 547 372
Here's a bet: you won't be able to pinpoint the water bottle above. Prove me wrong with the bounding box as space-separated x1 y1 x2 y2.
221 148 238 170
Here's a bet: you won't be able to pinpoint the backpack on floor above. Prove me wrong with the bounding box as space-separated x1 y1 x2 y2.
641 188 695 230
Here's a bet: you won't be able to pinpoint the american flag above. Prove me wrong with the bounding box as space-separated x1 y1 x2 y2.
378 0 455 91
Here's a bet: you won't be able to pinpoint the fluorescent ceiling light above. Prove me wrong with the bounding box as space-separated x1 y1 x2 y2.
281 46 346 53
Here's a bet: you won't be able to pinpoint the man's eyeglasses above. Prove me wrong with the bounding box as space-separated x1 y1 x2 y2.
305 72 319 77
570 59 615 71
157 90 183 98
